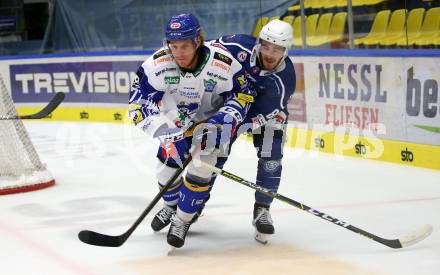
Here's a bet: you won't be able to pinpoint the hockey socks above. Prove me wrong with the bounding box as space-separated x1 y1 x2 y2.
177 176 211 215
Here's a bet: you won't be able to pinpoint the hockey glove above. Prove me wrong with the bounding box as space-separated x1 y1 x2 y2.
156 127 189 167
207 110 238 147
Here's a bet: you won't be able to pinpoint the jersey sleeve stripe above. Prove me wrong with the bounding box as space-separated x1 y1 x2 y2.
273 74 286 110
219 37 252 54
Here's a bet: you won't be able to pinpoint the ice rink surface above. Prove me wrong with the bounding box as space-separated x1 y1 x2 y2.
1 121 439 275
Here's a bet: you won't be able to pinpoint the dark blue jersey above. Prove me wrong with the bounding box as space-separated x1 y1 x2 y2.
216 34 296 127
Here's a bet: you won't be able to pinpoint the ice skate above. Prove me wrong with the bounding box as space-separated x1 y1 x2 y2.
167 214 191 248
151 204 176 232
253 202 274 245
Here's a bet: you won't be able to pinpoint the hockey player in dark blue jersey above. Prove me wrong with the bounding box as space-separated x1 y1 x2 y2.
212 19 296 244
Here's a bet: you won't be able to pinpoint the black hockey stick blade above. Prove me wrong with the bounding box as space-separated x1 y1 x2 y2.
200 162 433 249
0 92 65 120
78 155 194 247
78 230 126 247
20 92 65 119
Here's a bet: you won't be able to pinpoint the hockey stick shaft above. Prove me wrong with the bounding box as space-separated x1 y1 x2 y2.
78 152 196 247
200 162 432 249
0 92 65 120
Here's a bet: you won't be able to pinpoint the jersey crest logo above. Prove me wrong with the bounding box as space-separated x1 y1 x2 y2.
176 103 199 124
237 51 248 62
203 79 217 93
263 160 281 173
214 52 232 65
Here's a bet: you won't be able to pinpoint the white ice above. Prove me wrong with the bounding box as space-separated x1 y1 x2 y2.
1 121 439 275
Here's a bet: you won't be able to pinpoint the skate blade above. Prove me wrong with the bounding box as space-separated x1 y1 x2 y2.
167 245 177 256
254 231 269 245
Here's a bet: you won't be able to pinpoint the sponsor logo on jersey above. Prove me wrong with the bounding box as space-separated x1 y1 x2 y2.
153 50 167 60
237 51 248 62
179 87 199 99
203 79 217 93
164 76 180 84
170 22 181 29
210 42 228 51
155 67 177 77
211 60 230 72
207 71 227 81
154 56 173 66
214 52 232 65
237 92 254 103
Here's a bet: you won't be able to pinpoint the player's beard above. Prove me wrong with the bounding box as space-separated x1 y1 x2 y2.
175 49 199 70
260 53 281 71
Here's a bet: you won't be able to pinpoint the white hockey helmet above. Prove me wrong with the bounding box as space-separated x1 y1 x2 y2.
259 19 293 49
256 19 293 70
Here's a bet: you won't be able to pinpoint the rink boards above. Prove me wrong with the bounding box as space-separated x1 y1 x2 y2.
0 50 439 170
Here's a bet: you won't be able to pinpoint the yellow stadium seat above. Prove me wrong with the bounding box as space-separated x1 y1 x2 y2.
384 8 425 46
334 0 348 8
292 16 303 47
353 0 386 6
413 7 440 46
366 0 386 5
323 0 342 8
432 34 440 46
319 0 332 8
288 5 300 12
252 17 269 37
292 14 319 47
308 13 333 46
354 10 390 46
305 0 322 9
363 9 406 46
282 15 294 26
313 12 347 46
306 14 319 37
380 9 407 46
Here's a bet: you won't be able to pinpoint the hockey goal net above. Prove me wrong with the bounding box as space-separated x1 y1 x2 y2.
0 74 55 195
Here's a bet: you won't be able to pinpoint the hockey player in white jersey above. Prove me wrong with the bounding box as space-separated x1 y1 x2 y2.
128 13 254 249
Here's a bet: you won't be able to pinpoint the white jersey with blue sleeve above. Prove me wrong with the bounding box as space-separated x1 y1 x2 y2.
128 43 255 137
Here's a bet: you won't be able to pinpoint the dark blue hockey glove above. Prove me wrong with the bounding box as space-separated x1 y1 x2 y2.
207 111 238 147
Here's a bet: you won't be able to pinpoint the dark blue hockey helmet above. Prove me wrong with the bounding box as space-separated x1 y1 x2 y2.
165 13 201 42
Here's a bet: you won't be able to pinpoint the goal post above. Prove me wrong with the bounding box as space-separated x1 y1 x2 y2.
0 74 55 195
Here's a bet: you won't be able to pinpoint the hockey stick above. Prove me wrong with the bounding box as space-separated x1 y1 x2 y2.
78 154 194 247
199 161 433 249
0 92 65 120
